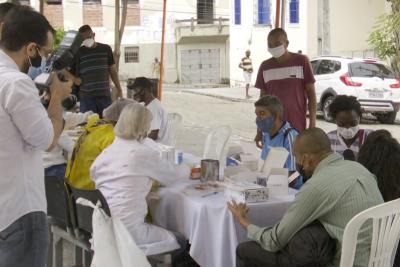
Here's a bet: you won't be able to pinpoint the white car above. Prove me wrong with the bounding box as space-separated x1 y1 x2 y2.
311 56 400 124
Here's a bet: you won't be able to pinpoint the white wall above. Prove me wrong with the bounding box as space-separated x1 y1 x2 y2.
229 0 312 86
329 0 386 56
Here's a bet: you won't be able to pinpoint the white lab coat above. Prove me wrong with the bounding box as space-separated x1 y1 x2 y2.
90 137 189 256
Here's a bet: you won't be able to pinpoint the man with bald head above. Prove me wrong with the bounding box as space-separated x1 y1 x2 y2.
254 28 317 148
229 128 383 266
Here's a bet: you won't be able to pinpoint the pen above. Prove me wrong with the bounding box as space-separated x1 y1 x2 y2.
201 191 219 198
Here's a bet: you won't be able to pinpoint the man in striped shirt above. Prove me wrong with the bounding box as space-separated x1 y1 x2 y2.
67 25 123 117
239 50 253 99
229 128 383 267
255 96 301 189
254 28 317 150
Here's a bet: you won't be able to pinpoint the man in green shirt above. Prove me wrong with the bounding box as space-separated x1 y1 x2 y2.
229 128 384 267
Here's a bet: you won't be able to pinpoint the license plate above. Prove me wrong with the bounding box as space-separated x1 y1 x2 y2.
369 92 384 98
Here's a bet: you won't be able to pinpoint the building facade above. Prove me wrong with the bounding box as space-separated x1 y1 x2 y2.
230 0 389 86
16 0 230 84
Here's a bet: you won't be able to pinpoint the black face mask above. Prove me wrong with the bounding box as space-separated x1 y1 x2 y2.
29 47 43 68
296 159 311 182
133 90 145 102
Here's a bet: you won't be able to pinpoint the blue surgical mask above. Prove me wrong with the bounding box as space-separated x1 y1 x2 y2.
28 57 46 80
256 116 275 133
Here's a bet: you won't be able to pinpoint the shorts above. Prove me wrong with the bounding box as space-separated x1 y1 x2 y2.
243 71 252 84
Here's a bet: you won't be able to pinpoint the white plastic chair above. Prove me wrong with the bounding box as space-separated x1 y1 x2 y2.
165 113 183 147
339 198 400 267
203 126 232 164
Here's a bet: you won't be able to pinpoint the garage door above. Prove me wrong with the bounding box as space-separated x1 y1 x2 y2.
181 49 220 84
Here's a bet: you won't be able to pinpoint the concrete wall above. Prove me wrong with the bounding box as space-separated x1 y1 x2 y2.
25 0 230 84
229 0 388 86
229 0 312 86
329 0 386 56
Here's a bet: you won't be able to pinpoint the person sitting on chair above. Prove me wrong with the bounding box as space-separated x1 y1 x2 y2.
43 94 92 178
357 129 400 267
229 128 383 267
255 95 301 189
128 77 170 145
65 98 135 189
91 103 189 260
327 95 373 160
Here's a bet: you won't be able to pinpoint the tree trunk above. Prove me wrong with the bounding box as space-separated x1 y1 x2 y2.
113 0 128 72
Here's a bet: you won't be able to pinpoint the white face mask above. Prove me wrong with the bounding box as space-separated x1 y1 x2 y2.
268 44 286 58
82 38 95 48
337 125 359 140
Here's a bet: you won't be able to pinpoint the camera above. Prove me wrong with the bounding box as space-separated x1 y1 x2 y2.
34 30 83 90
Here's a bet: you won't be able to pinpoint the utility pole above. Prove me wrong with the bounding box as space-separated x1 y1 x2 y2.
275 0 281 28
322 0 331 55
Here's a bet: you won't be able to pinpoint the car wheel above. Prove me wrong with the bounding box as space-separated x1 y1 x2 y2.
322 96 335 122
376 111 397 124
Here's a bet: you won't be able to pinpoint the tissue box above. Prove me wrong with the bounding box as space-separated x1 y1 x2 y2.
224 181 269 203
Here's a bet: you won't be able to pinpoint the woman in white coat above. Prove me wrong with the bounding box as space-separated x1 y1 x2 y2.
90 103 189 257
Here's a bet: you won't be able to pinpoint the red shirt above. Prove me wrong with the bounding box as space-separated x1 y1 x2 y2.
255 53 315 132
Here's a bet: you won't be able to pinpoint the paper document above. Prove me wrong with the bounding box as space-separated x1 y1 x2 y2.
260 147 289 175
238 140 261 158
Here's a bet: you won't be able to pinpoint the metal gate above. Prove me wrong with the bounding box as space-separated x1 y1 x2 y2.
181 49 220 84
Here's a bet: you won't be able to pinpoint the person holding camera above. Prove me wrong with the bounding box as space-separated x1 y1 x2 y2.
67 24 123 117
0 7 71 267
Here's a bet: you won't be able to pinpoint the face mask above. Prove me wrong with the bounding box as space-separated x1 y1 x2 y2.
29 47 43 68
268 44 286 58
28 56 46 80
133 90 144 102
256 116 275 133
296 158 311 182
337 125 359 140
82 38 95 48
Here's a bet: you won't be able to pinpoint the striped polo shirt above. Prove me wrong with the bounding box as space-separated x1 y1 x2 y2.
255 53 315 132
241 56 253 73
75 43 115 97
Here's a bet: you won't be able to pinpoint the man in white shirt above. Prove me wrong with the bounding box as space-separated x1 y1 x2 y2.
0 7 71 267
129 77 171 145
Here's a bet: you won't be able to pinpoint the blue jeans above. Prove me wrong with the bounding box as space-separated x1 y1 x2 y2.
0 212 49 267
45 163 67 178
79 95 112 117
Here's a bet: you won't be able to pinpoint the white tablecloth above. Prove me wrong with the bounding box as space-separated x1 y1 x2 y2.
149 180 296 267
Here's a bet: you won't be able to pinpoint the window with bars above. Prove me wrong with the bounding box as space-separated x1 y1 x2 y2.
83 0 101 4
46 0 62 5
234 0 241 25
125 46 139 63
289 0 299 23
255 0 271 25
197 0 214 24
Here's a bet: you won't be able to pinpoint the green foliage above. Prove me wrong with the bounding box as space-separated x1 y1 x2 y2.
368 14 400 59
54 28 65 49
369 1 400 73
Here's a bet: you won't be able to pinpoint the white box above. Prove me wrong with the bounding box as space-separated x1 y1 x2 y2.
224 181 269 203
267 168 289 195
260 147 289 176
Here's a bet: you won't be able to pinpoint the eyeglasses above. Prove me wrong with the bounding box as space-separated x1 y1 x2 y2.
35 45 53 59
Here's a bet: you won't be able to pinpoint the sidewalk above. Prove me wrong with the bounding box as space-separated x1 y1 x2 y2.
179 86 260 103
